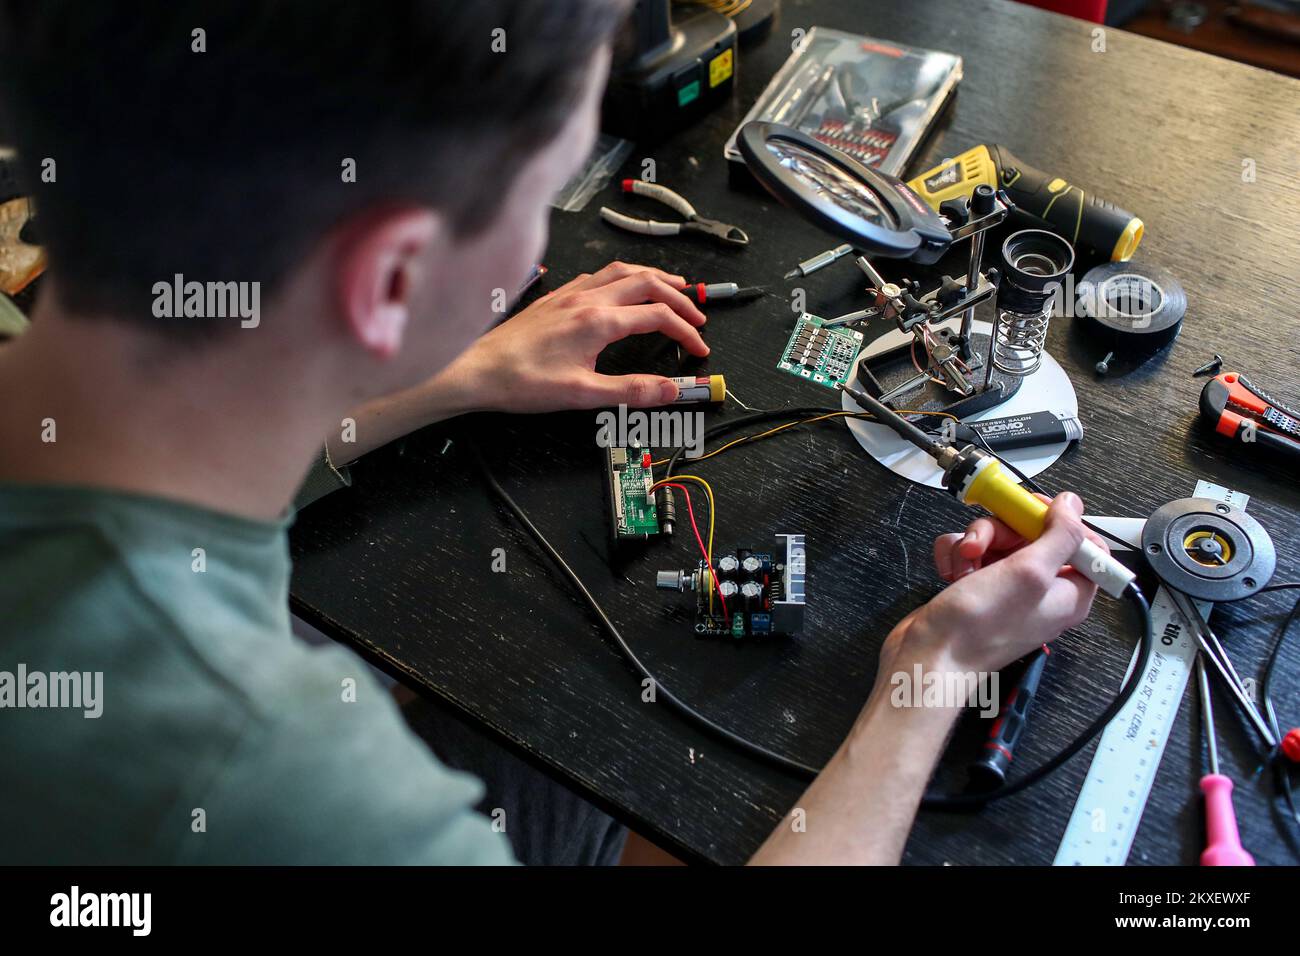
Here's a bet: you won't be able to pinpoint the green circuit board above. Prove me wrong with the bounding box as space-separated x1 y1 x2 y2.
606 445 659 540
776 313 864 389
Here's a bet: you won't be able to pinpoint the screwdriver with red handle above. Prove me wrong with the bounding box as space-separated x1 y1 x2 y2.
1196 654 1254 866
678 282 764 304
966 646 1049 791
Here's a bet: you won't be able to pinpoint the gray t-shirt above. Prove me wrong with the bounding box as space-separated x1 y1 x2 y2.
0 483 515 864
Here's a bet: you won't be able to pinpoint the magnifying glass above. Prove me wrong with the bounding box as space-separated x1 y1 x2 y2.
737 121 953 265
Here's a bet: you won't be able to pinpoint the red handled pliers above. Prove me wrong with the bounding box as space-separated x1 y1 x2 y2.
599 179 749 247
1199 370 1300 461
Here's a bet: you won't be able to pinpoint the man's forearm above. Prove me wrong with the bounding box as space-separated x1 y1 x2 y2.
326 364 483 466
749 637 961 865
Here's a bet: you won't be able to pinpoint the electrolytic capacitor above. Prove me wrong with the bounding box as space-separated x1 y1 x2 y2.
716 555 739 577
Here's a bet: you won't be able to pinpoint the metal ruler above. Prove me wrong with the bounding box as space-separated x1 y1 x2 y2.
1052 481 1249 866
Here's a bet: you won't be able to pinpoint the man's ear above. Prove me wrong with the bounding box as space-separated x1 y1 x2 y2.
334 207 439 359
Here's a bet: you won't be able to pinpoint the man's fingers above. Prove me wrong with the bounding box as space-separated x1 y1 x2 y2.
934 533 962 582
588 273 707 326
1081 522 1109 551
1044 572 1099 633
596 302 709 356
941 494 1087 584
570 373 679 409
937 514 1023 582
957 516 1024 562
1026 492 1110 552
1020 492 1091 573
568 261 685 294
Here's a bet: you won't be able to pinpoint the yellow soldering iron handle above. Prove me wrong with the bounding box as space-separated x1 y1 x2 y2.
907 144 1143 263
960 457 1136 598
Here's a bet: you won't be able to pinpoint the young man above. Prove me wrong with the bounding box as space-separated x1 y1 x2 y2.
0 1 1104 865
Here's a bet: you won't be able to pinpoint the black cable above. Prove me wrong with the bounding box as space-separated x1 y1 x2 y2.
982 440 1298 822
469 409 1155 806
664 409 1158 800
1258 583 1300 751
1254 585 1300 827
979 414 1298 828
668 414 1286 819
663 405 851 478
668 411 1157 804
922 581 1153 807
964 429 1138 553
469 442 821 778
843 420 1158 802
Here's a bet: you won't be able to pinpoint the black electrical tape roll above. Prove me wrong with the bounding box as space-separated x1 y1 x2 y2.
1075 261 1186 352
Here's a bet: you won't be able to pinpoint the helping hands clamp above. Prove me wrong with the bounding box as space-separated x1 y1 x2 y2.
826 186 1009 398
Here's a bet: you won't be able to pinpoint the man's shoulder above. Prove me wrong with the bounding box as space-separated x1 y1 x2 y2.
0 488 515 865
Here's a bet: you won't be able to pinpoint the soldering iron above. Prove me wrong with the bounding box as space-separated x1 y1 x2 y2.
836 380 1135 598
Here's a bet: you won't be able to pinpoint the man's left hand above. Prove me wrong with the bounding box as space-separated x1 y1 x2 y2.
436 260 710 414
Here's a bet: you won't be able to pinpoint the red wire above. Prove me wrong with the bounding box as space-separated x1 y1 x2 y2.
655 482 729 620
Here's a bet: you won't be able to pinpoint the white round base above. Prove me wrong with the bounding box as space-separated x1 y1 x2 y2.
841 319 1078 489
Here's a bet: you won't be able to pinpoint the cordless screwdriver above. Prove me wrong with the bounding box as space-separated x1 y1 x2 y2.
837 381 1135 598
907 144 1144 262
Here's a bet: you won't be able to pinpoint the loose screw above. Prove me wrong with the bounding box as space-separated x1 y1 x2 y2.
1095 351 1114 375
1193 354 1224 377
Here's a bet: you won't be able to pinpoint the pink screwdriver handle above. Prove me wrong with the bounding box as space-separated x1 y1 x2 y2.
1200 774 1255 866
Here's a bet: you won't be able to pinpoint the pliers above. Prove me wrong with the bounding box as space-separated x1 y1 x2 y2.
599 179 749 247
1199 370 1300 461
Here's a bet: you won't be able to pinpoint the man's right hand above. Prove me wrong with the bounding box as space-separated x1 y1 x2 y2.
882 493 1106 675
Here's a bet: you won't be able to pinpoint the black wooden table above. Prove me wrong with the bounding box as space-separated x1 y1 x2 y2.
290 0 1300 865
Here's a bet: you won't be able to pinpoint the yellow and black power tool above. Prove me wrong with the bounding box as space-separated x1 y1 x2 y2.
907 145 1143 262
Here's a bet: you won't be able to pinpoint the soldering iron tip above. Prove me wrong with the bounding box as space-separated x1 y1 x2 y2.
783 268 800 280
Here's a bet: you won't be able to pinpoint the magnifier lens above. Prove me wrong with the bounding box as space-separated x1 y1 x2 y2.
763 140 897 230
738 122 951 263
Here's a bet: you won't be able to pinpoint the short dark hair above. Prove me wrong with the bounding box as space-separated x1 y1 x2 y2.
0 0 627 327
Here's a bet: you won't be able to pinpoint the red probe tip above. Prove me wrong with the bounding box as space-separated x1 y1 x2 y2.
1282 727 1300 764
621 178 635 192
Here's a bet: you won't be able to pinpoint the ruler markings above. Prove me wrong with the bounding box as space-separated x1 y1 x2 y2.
1052 481 1245 866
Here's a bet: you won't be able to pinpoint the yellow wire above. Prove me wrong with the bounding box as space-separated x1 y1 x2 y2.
644 408 961 616
648 474 718 615
650 408 958 468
